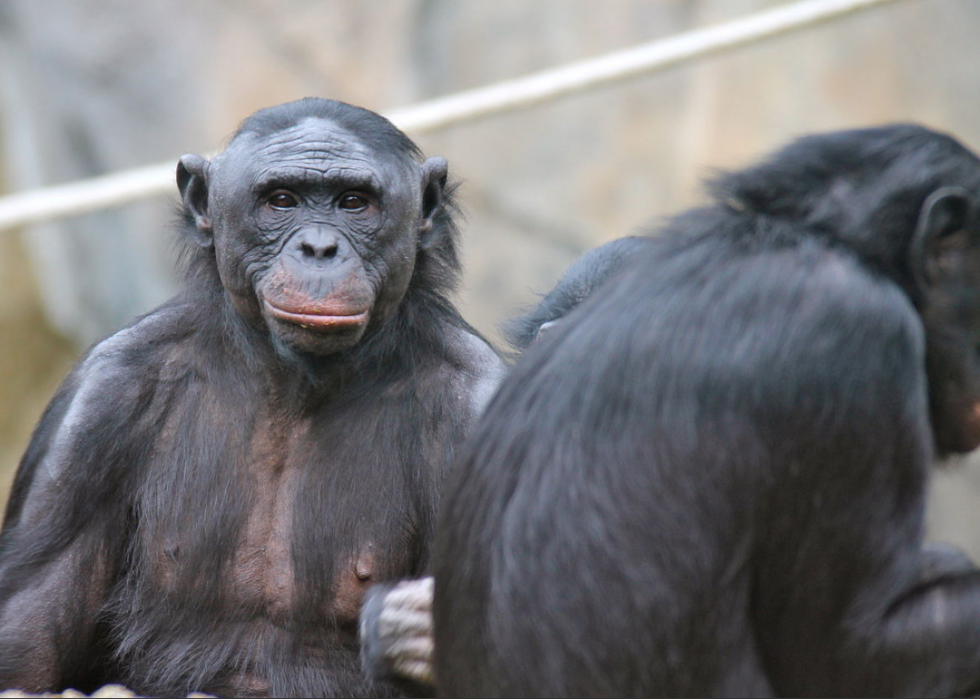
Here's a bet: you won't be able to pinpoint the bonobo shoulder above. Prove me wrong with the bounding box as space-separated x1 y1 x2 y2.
58 303 197 428
442 323 507 420
723 246 926 366
3 304 195 530
77 302 195 380
720 247 929 416
798 250 923 346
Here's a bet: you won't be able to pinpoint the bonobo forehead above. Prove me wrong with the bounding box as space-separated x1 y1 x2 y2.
213 117 418 194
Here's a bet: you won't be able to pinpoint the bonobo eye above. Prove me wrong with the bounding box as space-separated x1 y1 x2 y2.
267 191 299 210
338 192 371 212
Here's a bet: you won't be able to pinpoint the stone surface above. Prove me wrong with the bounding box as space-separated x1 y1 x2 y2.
1 0 979 553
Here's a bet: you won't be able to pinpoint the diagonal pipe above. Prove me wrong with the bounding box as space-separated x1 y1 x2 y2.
0 0 907 232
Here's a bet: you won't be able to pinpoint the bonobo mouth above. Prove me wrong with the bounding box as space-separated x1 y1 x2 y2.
263 299 370 331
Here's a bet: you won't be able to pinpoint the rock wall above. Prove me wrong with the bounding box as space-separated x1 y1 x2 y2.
1 0 979 551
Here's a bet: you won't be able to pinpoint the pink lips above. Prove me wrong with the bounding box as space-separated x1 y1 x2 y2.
263 300 369 331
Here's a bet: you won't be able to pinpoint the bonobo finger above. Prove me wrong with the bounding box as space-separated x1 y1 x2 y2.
391 658 435 686
381 576 434 612
380 608 431 635
387 635 434 661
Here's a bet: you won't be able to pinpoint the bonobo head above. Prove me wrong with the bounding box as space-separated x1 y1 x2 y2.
176 98 451 356
713 124 980 455
505 236 655 351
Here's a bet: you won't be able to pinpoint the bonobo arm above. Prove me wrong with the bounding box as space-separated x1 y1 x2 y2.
859 547 980 696
0 391 116 690
360 328 505 691
797 539 980 697
0 528 114 691
751 276 980 697
0 322 158 692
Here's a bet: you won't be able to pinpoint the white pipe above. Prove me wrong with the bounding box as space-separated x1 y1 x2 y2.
0 0 907 232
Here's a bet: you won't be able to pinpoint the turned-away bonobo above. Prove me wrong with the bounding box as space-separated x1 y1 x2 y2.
434 125 980 697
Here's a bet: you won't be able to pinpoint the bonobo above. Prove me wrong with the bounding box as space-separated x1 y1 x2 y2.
0 98 504 698
434 125 980 697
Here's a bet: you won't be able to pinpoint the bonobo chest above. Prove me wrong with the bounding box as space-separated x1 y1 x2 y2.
144 399 427 628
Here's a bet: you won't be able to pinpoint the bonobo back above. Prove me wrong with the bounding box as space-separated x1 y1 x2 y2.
433 125 980 697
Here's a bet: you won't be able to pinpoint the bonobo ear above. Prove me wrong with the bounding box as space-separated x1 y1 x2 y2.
176 154 213 247
912 186 976 289
419 157 449 237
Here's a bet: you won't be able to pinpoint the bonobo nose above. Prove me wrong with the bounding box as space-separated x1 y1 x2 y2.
294 228 340 262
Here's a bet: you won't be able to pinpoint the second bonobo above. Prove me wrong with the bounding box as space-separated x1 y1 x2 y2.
435 125 980 697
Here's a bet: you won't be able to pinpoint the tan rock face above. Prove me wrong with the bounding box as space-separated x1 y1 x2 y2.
2 0 980 548
0 232 74 510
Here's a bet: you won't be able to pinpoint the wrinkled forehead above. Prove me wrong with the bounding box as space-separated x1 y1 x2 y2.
213 117 417 189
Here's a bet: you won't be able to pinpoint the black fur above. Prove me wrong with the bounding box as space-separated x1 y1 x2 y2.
434 124 980 697
0 98 503 697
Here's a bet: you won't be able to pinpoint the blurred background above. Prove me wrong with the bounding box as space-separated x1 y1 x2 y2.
1 0 979 552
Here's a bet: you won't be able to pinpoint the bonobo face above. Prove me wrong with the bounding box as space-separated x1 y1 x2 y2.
178 117 446 356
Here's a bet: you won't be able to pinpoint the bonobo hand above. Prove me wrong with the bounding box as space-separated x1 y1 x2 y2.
360 577 435 688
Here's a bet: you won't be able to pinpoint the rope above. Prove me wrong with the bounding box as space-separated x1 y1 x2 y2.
0 0 907 232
